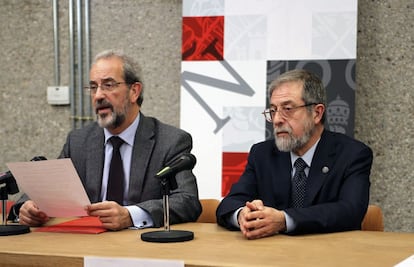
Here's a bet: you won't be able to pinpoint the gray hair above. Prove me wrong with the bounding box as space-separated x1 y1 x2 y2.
93 49 144 106
268 69 326 123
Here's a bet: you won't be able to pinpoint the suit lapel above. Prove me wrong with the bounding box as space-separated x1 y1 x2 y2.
85 125 105 203
270 145 292 207
127 115 155 202
305 130 336 206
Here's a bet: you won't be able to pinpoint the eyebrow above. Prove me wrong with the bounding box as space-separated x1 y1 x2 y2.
270 100 295 107
89 77 116 84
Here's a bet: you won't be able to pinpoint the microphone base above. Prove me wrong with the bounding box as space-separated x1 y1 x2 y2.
141 230 194 243
0 225 30 236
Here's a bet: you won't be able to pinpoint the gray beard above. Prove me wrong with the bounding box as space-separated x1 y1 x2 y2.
96 96 130 129
97 111 126 129
274 119 315 152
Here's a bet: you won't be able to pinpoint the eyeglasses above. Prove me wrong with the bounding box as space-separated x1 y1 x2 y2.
84 81 129 95
262 103 318 122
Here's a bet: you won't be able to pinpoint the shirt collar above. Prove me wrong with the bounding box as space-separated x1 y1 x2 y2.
290 138 320 169
104 112 140 146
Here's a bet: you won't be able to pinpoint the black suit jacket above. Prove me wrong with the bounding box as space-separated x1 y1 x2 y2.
216 130 373 235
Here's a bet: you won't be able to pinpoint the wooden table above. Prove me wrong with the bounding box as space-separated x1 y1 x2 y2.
0 222 413 267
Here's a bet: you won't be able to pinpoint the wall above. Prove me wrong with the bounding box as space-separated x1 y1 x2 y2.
356 0 413 232
0 0 412 232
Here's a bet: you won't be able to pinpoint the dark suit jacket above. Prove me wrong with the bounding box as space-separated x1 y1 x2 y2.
216 130 373 235
14 113 201 227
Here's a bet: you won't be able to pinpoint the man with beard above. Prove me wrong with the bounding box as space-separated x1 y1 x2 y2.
13 50 201 230
216 69 373 238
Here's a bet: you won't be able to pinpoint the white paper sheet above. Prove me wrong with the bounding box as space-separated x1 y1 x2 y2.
84 256 184 267
394 255 414 267
7 158 91 217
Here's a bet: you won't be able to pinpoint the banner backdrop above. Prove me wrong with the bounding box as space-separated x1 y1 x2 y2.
181 0 358 199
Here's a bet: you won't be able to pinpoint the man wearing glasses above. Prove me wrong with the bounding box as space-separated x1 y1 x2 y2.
14 50 201 230
216 69 373 238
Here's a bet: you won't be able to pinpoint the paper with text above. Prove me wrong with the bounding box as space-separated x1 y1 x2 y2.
7 158 90 217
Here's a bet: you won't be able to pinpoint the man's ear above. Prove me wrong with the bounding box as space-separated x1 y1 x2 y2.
314 103 325 123
129 82 142 103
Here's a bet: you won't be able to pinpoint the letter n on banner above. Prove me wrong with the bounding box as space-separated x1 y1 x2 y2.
180 11 265 199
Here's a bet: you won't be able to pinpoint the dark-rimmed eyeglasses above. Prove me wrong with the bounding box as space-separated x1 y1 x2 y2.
84 81 129 95
262 103 318 122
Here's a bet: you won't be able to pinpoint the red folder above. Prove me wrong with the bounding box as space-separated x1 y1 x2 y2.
35 216 107 234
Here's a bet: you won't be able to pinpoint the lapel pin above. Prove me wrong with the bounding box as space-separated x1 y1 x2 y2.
322 166 329 173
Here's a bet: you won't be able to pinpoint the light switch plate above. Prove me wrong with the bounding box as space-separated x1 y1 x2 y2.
47 86 70 105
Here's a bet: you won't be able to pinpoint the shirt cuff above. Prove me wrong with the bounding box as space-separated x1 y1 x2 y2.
228 207 243 229
283 211 296 233
125 205 154 229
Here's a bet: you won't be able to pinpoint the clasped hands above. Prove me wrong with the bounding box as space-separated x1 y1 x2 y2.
238 200 286 239
18 200 133 231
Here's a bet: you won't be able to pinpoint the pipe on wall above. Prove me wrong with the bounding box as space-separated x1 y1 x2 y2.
76 0 84 128
84 0 91 119
67 0 92 129
53 0 60 86
69 0 75 129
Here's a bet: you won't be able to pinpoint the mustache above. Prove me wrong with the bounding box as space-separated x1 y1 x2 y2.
95 99 113 113
274 126 292 135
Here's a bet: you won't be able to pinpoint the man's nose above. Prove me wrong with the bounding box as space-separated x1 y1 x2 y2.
272 110 285 125
93 86 106 98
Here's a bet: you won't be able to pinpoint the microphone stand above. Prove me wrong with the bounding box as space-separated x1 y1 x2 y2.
0 156 46 236
0 179 30 236
141 173 194 243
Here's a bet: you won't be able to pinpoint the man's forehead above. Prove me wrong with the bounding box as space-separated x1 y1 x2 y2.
90 58 123 80
272 81 303 99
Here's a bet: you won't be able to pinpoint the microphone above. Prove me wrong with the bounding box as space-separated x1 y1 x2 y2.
0 171 14 183
30 156 47 162
155 153 196 179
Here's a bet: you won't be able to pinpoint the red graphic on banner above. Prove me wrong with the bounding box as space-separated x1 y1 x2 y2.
222 152 248 197
182 16 224 61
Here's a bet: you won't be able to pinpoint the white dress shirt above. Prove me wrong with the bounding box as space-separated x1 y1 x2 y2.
102 113 154 228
